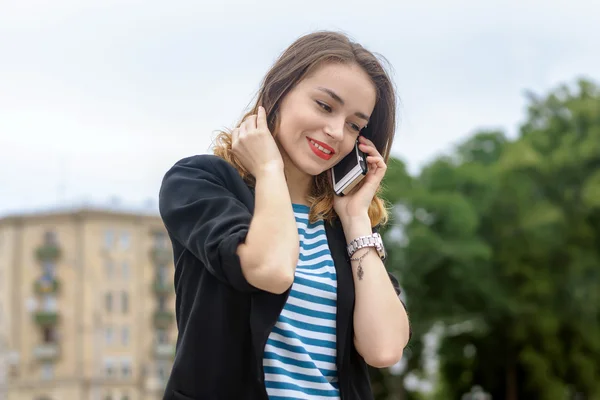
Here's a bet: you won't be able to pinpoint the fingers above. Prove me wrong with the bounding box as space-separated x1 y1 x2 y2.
358 142 382 160
366 155 386 170
358 135 373 145
234 107 268 151
231 127 241 154
242 114 258 133
238 106 268 135
358 136 379 154
257 106 268 131
358 136 386 176
359 136 384 160
233 115 251 150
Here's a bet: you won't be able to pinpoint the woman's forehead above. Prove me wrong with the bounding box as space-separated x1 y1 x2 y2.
299 63 377 113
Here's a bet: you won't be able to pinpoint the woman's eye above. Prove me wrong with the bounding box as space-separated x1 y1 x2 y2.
349 123 361 132
316 101 332 112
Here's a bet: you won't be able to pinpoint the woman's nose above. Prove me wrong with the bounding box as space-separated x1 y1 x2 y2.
324 119 345 141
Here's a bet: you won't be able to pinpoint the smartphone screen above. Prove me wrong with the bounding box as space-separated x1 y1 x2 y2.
332 145 359 182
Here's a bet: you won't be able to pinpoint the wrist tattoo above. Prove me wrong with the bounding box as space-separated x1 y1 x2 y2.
350 248 372 281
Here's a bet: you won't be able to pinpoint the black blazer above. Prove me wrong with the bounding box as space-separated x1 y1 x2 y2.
158 154 404 400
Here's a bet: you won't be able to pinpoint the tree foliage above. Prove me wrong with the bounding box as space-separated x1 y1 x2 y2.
378 78 600 400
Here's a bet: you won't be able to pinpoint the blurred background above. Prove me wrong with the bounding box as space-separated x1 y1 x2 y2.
1 1 599 399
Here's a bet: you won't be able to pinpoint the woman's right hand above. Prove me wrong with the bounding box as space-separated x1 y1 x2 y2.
232 106 284 178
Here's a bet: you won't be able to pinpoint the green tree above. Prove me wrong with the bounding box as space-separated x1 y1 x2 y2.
381 79 600 399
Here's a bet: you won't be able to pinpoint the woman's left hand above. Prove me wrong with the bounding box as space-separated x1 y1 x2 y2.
333 135 387 223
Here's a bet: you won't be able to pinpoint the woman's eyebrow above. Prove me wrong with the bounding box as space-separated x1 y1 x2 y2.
316 87 371 121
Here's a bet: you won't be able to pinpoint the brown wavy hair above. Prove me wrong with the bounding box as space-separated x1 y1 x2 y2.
213 31 397 227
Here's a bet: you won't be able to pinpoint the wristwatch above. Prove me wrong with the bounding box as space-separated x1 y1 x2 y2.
347 232 386 260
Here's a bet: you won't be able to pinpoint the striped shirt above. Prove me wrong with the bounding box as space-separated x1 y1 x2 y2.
263 203 340 400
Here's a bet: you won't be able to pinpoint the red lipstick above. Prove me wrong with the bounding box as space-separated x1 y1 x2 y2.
307 137 335 161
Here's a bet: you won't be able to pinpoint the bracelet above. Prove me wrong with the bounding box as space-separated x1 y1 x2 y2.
349 247 372 280
347 232 386 260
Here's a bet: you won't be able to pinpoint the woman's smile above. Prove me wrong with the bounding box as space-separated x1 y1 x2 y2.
307 137 335 161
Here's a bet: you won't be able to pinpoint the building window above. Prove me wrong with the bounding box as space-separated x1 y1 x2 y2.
157 296 167 312
121 359 132 378
105 260 114 278
40 272 54 285
121 261 130 280
104 230 114 249
104 359 114 377
42 262 56 278
120 232 130 250
44 231 57 244
105 326 114 345
121 292 129 313
157 264 168 283
157 361 170 382
42 295 57 312
156 329 168 345
105 293 113 312
153 232 168 248
121 326 130 346
41 363 54 380
42 327 57 343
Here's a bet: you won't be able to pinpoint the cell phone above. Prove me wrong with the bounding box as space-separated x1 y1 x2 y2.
331 140 369 196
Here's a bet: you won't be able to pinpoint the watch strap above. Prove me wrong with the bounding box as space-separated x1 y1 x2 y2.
347 232 385 259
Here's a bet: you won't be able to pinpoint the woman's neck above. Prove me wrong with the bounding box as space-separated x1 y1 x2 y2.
276 138 313 206
283 161 312 206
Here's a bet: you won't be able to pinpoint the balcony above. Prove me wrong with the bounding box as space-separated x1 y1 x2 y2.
35 243 62 263
33 343 60 362
34 279 60 295
34 311 60 327
153 310 174 329
152 280 172 296
155 343 176 359
150 247 172 266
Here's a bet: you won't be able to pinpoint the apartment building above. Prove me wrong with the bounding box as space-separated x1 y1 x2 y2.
0 207 177 400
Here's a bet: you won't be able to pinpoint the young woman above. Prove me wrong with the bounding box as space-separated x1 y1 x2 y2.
159 30 411 400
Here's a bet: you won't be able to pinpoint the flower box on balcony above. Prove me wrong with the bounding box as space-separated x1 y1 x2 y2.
152 280 172 296
153 310 174 329
34 279 60 295
36 244 61 263
150 248 172 265
34 311 59 327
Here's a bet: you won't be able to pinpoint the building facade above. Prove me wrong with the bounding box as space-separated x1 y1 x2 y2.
0 208 176 400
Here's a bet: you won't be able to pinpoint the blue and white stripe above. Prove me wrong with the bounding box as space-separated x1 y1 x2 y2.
263 203 340 399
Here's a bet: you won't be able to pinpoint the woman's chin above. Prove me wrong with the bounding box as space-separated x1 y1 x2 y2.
288 155 332 178
304 164 330 177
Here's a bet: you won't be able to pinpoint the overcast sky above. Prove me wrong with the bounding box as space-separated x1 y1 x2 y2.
1 0 598 216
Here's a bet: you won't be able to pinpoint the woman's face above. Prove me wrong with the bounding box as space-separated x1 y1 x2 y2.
275 62 377 177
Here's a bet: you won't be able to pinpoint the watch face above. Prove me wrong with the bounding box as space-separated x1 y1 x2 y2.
375 235 386 259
